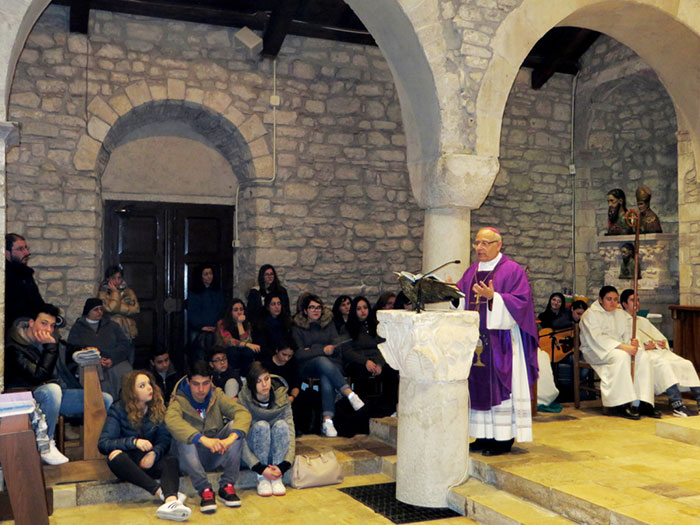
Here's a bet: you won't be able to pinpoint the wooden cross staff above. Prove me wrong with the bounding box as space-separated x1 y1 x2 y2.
625 208 641 378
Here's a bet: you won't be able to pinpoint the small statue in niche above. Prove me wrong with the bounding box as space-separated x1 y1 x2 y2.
619 242 641 279
636 185 662 234
606 188 633 235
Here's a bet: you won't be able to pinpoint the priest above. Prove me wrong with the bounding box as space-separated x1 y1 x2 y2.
456 227 539 456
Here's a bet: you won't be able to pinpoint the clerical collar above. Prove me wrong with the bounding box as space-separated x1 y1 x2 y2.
478 252 502 271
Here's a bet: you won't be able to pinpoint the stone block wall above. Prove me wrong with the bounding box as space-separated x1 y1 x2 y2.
573 35 678 304
6 5 422 323
472 69 574 311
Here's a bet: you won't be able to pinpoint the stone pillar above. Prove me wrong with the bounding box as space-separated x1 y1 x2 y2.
422 207 471 283
377 310 479 508
413 153 500 281
0 121 19 392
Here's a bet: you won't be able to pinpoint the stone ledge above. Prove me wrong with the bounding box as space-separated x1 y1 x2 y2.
655 417 700 447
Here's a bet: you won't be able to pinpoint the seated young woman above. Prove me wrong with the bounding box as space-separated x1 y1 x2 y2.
343 296 399 416
246 264 291 323
208 346 241 398
216 298 260 376
538 292 568 330
331 295 352 334
238 362 295 497
254 293 293 359
292 294 365 437
186 264 226 360
98 370 191 522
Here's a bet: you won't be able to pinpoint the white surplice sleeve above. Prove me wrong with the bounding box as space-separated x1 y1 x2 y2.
486 292 517 330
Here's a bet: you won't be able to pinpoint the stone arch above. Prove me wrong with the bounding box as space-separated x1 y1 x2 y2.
345 0 464 207
74 79 270 180
478 0 700 161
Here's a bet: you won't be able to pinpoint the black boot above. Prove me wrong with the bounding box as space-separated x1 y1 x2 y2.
639 402 662 419
482 438 514 456
469 438 493 452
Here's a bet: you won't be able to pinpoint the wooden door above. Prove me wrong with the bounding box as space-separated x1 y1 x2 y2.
104 201 233 370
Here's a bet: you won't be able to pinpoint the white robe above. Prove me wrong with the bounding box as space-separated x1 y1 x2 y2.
579 301 654 407
468 254 533 443
537 348 559 406
626 314 700 392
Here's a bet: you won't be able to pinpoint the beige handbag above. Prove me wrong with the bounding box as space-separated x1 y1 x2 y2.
290 452 344 489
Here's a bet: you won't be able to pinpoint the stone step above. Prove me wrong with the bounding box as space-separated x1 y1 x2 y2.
51 438 391 510
655 416 700 446
448 478 576 525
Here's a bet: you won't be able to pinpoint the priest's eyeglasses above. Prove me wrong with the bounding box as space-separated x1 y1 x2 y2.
473 240 499 248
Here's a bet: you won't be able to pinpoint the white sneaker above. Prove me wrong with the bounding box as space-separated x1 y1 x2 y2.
257 478 272 497
159 490 187 504
41 439 69 465
156 500 192 522
322 419 338 437
347 392 365 411
271 477 286 496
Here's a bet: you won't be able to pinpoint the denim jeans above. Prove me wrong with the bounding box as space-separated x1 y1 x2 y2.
33 383 113 439
245 420 290 468
175 420 243 493
299 357 349 417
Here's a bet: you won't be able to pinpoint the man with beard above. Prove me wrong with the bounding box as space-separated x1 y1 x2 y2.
5 233 47 329
607 189 632 235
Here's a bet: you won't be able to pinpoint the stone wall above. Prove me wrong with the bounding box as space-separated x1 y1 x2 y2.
6 5 422 323
472 69 574 311
573 35 678 310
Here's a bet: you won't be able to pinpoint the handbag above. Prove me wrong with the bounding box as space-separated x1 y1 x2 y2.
290 452 344 489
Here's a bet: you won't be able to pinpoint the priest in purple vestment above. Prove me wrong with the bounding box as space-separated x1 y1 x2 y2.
456 227 539 456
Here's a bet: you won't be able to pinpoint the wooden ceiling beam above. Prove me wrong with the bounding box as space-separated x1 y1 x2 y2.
530 28 599 89
262 0 302 57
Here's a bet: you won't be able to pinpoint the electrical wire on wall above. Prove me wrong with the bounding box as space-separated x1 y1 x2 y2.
570 72 579 296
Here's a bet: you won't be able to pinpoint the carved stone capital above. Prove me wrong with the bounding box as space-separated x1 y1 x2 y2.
0 121 19 151
409 153 499 210
377 310 479 382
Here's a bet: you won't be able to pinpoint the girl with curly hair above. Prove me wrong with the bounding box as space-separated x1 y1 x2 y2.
98 370 191 521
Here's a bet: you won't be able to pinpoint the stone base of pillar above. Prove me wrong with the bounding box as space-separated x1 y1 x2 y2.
395 376 469 507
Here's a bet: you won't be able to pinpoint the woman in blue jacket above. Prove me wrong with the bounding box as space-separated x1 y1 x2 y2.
98 370 191 522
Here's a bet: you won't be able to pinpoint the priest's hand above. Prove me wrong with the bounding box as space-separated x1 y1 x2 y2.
619 339 639 356
656 340 667 349
644 341 656 350
472 279 495 300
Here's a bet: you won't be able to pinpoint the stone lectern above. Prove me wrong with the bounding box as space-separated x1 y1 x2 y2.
377 310 479 508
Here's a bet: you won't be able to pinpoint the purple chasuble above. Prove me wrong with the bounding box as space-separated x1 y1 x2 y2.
456 254 539 411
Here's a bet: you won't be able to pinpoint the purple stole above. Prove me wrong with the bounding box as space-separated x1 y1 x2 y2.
456 255 539 411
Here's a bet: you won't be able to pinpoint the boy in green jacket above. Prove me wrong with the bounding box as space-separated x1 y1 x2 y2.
165 360 251 514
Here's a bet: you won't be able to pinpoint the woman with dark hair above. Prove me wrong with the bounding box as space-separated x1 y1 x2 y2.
238 362 295 497
393 291 413 310
537 293 568 330
187 265 226 347
343 296 398 416
216 299 260 376
246 265 291 323
254 293 293 359
98 264 140 340
98 370 190 521
331 295 352 333
374 291 396 312
292 294 364 437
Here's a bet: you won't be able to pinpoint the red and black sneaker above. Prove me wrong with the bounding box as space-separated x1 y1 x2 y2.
218 483 241 507
199 487 217 514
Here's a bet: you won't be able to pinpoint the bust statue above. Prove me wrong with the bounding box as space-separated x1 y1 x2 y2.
636 185 662 234
606 188 633 235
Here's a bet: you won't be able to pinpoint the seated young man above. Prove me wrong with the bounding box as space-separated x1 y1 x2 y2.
208 346 241 398
149 348 180 404
165 360 251 514
620 289 700 417
4 303 113 464
579 285 656 419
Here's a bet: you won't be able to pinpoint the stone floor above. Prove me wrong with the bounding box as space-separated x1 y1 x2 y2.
7 400 700 524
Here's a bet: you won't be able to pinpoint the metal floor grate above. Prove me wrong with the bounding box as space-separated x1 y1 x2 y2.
339 482 460 524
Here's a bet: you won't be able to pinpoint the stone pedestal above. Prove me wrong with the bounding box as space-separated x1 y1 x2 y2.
377 310 479 508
